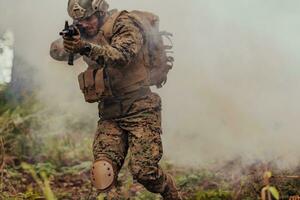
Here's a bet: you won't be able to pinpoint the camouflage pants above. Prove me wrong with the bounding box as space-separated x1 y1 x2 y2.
93 92 168 195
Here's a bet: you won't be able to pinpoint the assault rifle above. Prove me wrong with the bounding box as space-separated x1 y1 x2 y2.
59 21 78 66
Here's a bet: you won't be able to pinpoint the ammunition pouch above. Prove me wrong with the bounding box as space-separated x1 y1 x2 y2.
78 68 105 103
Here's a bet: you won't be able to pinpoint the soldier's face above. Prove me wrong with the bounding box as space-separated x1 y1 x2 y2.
77 14 101 37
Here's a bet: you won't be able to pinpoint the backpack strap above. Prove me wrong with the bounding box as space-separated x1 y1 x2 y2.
101 10 128 41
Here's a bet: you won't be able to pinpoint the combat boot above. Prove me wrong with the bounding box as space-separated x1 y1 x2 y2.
161 174 183 200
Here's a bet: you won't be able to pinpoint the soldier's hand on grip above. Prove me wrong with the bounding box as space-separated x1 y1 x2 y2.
62 27 86 54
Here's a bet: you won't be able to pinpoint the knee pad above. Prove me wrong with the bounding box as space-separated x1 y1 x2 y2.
91 158 116 191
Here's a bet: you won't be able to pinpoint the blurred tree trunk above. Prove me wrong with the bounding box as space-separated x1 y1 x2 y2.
7 54 35 103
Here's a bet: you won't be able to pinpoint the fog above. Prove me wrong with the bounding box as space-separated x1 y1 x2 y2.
1 0 300 167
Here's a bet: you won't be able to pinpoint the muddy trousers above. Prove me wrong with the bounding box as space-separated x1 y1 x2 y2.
93 93 170 197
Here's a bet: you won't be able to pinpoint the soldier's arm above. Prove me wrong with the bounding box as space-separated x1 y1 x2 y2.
50 38 81 61
88 13 144 67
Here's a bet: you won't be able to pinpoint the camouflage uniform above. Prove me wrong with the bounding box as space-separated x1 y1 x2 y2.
50 7 181 200
88 13 144 67
90 12 168 196
94 92 166 194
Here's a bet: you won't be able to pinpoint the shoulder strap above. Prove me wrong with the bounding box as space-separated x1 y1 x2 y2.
101 10 128 41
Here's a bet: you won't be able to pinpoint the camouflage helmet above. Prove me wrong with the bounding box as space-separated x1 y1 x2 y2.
68 0 109 20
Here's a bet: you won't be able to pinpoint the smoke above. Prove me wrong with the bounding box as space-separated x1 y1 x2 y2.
1 0 300 168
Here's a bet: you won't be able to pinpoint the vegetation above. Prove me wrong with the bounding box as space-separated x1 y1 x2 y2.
1 84 300 200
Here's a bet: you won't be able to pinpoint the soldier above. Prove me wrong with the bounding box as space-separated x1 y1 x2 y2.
50 0 181 199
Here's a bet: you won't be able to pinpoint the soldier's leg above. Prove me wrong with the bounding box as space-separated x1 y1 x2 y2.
118 94 182 199
92 119 128 199
127 112 166 194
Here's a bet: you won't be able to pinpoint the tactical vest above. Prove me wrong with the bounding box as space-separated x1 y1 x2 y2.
79 11 149 103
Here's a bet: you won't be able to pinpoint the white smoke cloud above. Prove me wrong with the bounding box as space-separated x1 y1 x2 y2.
1 0 300 167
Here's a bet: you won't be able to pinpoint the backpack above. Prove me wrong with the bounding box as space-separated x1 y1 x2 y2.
103 10 174 88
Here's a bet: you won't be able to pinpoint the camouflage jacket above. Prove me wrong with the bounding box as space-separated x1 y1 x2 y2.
50 10 150 118
50 10 144 70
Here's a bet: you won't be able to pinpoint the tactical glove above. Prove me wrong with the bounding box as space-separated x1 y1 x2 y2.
62 27 90 54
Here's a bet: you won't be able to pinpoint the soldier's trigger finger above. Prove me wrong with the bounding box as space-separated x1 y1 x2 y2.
64 44 74 51
63 40 75 46
63 36 80 45
63 43 75 52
